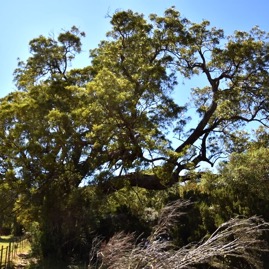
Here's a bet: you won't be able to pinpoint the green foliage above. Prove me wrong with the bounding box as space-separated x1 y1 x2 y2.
14 26 85 90
217 147 269 219
179 147 269 243
1 6 269 264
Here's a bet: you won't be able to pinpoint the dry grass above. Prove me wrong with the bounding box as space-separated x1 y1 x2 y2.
89 200 269 269
0 237 32 268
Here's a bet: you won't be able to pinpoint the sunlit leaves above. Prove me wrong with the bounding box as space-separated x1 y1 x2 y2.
2 7 269 192
14 26 85 90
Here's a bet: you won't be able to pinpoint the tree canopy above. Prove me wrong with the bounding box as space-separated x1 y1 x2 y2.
2 9 269 192
1 7 269 267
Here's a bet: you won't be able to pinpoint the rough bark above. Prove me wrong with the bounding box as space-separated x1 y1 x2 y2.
98 172 202 193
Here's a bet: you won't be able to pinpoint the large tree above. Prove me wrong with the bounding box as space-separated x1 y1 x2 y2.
78 8 269 190
1 7 269 259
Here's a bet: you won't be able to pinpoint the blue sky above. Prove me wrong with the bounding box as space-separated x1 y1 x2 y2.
1 0 269 98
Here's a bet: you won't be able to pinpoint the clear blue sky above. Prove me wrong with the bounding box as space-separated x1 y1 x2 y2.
1 0 269 98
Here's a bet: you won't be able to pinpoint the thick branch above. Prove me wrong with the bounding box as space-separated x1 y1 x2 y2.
175 101 217 154
174 50 219 156
98 172 202 193
99 173 166 193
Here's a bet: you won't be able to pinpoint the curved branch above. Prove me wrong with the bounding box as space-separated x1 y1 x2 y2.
175 100 218 155
98 172 203 193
